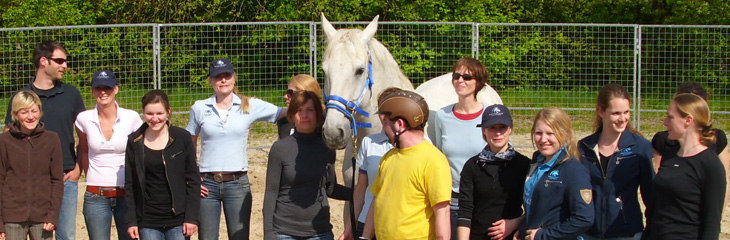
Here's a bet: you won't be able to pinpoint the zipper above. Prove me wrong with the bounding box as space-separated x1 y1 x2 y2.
617 196 627 224
26 136 31 219
162 152 176 214
543 179 562 187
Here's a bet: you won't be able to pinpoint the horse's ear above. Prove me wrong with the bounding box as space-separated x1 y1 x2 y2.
360 15 379 43
321 13 337 41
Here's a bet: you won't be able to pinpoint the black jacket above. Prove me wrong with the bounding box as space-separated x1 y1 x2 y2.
457 151 530 240
124 123 200 226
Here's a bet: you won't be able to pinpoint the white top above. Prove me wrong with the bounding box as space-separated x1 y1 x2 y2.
75 103 143 187
356 131 393 223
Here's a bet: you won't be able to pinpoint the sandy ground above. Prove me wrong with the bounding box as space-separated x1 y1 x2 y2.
72 132 730 239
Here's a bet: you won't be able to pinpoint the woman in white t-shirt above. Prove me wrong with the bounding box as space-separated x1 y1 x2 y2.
75 70 143 240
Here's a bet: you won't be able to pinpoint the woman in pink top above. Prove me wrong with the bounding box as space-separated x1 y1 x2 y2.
75 70 143 240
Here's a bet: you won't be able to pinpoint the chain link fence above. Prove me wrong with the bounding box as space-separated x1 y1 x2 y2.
0 22 727 147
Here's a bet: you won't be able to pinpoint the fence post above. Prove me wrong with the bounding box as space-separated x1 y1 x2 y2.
310 23 318 78
634 25 642 132
153 24 161 90
472 23 479 59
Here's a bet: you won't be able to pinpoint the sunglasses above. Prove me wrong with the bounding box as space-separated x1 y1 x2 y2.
47 57 67 65
452 73 474 81
286 89 298 97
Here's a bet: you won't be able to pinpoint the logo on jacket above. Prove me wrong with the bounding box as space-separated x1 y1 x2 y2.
548 170 559 180
619 147 633 156
580 189 592 204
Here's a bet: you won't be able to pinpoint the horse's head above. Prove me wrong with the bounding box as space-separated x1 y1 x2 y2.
321 14 380 149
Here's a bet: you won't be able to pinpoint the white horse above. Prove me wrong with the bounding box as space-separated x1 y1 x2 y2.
321 14 503 152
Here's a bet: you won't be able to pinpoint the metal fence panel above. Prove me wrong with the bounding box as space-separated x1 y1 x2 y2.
157 23 314 147
0 22 728 147
478 23 638 134
639 25 730 134
0 24 156 118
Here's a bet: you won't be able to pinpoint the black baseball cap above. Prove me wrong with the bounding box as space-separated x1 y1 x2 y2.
476 104 513 128
91 70 117 88
209 58 235 77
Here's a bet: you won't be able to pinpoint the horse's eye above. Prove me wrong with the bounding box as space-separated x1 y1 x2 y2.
355 68 365 76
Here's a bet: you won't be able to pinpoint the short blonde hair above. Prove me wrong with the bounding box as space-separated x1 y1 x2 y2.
531 107 579 161
11 90 42 122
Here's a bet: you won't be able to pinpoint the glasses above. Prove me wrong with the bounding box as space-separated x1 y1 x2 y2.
452 73 474 81
286 89 298 97
47 57 67 65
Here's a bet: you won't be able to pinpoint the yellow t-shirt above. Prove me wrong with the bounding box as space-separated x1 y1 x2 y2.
370 140 452 240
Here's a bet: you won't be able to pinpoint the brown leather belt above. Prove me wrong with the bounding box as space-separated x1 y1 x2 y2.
87 186 125 198
201 171 247 183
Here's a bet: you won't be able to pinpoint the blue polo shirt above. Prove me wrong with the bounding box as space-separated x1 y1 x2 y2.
523 147 564 220
186 95 280 172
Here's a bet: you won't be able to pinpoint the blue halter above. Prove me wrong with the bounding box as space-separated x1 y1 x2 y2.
324 55 375 137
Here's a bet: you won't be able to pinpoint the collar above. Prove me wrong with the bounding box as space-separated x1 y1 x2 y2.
369 130 390 144
535 147 565 167
9 121 46 139
204 94 242 107
581 126 637 151
28 79 65 97
90 102 121 125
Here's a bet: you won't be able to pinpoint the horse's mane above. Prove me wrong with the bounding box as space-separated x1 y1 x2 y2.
323 28 413 91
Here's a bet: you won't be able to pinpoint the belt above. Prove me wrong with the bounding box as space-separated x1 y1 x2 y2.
87 186 125 198
201 171 247 183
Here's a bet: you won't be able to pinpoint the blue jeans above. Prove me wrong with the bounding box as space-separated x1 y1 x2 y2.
82 191 131 240
198 175 252 240
275 231 334 240
56 179 78 240
139 226 188 240
450 197 459 240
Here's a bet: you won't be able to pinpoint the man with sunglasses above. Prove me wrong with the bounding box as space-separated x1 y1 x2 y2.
4 40 86 240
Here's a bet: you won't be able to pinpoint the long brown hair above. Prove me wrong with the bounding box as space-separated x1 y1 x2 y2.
593 83 642 136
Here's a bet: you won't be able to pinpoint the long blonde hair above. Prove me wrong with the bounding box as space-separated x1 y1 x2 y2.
531 107 580 161
673 93 716 144
208 72 250 112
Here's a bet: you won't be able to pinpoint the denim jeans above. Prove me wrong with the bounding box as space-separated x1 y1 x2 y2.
450 197 459 240
56 179 78 240
82 191 131 240
139 226 188 240
4 222 52 240
275 231 334 240
198 175 252 240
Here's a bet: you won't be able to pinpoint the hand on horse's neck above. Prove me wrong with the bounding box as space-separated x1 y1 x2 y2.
215 93 233 109
454 96 483 114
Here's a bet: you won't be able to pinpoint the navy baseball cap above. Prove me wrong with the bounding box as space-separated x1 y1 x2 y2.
91 70 117 88
209 58 235 77
476 104 513 128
